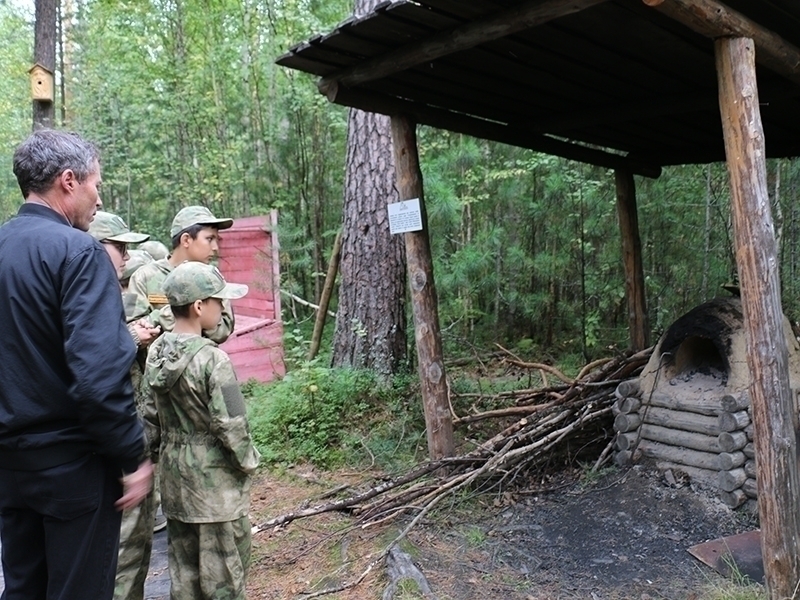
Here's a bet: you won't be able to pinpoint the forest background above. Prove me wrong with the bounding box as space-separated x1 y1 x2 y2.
3 0 800 366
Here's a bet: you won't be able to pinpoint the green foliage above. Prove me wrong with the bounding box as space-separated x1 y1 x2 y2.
0 2 32 220
5 0 800 367
246 367 419 468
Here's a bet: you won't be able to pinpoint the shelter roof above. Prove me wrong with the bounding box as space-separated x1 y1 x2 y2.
277 0 800 177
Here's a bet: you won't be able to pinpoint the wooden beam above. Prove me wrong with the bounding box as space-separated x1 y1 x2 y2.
716 36 800 599
322 82 662 178
614 170 649 352
389 114 455 461
644 0 800 86
320 0 610 90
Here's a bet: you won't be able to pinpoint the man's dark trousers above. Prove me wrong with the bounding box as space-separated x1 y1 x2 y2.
0 453 123 600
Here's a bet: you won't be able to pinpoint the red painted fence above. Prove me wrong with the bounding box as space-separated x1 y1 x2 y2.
217 212 285 383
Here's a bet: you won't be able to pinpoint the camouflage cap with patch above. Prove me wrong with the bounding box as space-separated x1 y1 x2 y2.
169 206 234 238
89 211 150 244
162 261 248 306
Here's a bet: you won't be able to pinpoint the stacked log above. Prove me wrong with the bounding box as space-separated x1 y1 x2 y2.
613 382 753 508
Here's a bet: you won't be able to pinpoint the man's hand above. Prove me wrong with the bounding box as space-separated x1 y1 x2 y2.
116 458 154 511
133 319 161 347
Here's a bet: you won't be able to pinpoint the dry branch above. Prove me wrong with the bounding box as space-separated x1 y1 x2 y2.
258 348 653 598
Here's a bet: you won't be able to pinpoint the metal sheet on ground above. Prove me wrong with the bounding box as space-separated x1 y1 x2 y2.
688 529 763 583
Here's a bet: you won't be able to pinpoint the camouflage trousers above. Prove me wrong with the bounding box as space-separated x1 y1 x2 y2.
166 515 251 600
113 486 157 600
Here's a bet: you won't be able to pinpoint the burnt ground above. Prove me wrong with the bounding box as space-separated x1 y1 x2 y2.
247 462 761 600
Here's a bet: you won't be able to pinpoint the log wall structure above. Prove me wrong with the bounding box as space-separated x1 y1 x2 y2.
613 307 800 513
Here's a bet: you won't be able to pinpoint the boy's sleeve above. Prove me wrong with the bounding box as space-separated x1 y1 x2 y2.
126 268 155 323
206 353 260 474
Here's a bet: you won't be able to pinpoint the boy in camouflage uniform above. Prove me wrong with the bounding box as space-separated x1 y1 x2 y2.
88 212 162 600
116 206 236 599
127 205 235 341
144 262 260 600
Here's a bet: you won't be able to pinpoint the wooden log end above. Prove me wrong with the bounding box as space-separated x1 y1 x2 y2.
719 488 747 509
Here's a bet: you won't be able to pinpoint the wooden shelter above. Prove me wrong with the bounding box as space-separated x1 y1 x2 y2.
277 1 800 594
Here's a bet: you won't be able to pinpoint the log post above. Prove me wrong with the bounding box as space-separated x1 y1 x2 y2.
716 36 800 598
308 230 342 360
390 114 455 461
614 169 649 352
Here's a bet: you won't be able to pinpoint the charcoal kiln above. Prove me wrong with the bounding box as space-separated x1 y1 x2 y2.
613 297 800 509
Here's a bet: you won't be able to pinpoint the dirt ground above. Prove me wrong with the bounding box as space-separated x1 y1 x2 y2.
246 462 760 600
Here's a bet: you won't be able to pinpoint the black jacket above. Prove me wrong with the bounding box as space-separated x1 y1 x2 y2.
0 203 144 473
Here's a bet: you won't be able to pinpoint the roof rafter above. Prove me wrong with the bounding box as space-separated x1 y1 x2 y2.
323 81 662 178
318 0 610 93
643 0 800 86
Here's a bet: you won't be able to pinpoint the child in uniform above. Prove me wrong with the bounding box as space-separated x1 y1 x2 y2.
143 262 260 600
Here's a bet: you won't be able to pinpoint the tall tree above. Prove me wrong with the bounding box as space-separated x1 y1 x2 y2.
331 0 407 376
32 0 56 129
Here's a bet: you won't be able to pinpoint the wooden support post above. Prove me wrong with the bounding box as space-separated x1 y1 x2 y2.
615 169 649 351
389 114 455 461
715 36 800 599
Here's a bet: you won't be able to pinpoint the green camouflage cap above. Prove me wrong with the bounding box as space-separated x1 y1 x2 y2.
89 211 150 244
170 206 233 238
122 249 154 280
138 240 169 260
163 261 248 306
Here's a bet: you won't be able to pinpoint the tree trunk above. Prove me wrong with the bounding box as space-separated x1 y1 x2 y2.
716 36 800 600
331 0 407 377
33 0 57 129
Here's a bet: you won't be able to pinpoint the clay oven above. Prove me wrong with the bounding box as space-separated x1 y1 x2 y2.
613 296 800 508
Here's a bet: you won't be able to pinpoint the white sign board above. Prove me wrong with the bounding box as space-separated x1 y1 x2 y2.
388 198 423 234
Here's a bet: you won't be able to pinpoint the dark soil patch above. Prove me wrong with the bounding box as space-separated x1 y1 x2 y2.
247 463 759 599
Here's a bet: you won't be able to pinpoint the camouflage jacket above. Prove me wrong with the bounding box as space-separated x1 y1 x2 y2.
144 332 260 522
126 258 235 343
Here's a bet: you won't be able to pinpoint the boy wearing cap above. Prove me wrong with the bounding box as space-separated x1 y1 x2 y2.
88 212 163 600
143 262 259 600
126 205 235 341
137 239 169 261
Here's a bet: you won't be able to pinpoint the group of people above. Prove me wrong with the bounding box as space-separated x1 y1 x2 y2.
0 129 261 600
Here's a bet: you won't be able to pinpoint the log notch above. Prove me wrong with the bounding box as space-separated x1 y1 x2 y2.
390 114 454 461
615 169 649 352
717 35 800 598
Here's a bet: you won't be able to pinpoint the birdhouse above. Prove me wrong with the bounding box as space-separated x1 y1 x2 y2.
28 64 54 102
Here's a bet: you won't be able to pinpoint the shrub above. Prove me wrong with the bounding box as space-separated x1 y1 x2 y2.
246 367 416 468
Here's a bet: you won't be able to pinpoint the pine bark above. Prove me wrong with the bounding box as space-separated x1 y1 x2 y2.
331 0 407 377
33 0 57 129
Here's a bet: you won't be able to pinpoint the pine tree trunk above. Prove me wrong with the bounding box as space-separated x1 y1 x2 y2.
332 0 407 377
33 0 57 129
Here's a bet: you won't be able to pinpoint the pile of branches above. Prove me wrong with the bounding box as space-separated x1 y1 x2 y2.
255 346 653 597
256 345 653 534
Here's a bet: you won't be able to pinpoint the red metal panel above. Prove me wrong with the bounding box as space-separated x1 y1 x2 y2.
217 213 284 383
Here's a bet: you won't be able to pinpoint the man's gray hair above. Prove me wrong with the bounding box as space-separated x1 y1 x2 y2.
12 129 100 198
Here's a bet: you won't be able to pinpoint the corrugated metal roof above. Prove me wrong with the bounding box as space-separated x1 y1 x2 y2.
277 0 800 173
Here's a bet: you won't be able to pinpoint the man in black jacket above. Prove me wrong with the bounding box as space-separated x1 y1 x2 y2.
0 129 153 600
